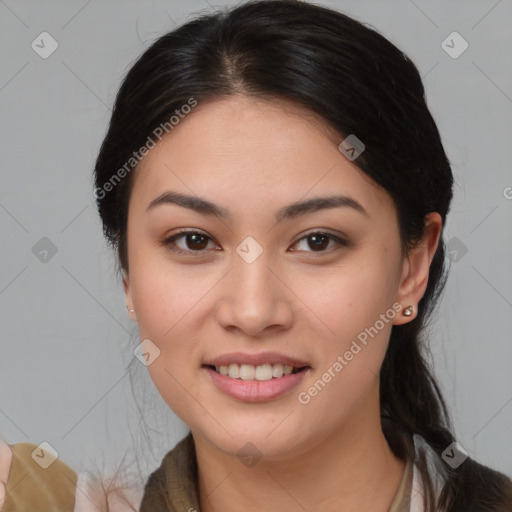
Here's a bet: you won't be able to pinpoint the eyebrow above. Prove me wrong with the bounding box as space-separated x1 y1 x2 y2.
146 190 368 222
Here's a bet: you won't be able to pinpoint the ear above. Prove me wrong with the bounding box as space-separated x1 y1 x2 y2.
393 212 443 325
123 270 136 320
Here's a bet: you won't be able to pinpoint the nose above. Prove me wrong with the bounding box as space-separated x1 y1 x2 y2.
214 249 294 337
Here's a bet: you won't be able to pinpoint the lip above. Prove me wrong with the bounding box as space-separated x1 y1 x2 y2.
203 365 311 402
203 351 310 368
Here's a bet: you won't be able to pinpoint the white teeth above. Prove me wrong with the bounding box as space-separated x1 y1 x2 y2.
228 363 239 379
272 363 284 378
239 364 255 380
213 362 304 380
255 364 273 381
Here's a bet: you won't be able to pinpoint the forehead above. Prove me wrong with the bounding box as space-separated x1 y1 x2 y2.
131 95 392 217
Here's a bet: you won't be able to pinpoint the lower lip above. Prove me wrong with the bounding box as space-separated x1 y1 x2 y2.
203 366 310 402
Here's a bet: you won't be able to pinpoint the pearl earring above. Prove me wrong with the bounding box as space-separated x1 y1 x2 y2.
403 305 414 317
125 305 135 313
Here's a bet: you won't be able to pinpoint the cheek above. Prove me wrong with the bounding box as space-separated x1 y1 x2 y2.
129 243 211 339
294 289 394 438
301 253 399 345
132 266 206 372
131 263 207 426
291 257 398 410
127 247 219 411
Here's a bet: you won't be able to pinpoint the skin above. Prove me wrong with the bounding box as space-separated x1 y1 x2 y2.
0 438 12 507
124 95 442 512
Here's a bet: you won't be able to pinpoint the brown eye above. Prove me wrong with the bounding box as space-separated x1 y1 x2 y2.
305 233 330 251
292 232 349 253
161 230 349 257
161 230 218 255
181 233 209 250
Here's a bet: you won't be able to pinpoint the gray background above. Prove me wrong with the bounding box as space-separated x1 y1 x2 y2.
1 0 511 482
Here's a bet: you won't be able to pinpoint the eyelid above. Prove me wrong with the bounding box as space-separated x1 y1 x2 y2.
160 229 219 255
293 228 349 245
160 228 350 256
290 230 350 254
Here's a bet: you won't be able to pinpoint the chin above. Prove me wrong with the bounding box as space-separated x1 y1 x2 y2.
191 415 313 463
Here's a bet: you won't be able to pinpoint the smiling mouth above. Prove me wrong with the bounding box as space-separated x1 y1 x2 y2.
203 363 310 381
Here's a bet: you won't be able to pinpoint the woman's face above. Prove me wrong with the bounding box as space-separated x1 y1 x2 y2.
124 95 437 460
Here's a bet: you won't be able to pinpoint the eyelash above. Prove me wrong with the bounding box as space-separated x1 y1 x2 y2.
160 229 350 257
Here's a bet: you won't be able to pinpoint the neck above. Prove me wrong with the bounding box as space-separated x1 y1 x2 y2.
194 406 406 512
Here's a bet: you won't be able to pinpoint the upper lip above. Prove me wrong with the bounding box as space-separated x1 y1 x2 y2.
203 351 311 368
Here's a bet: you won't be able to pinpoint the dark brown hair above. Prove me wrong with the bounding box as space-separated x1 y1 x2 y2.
94 1 512 510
